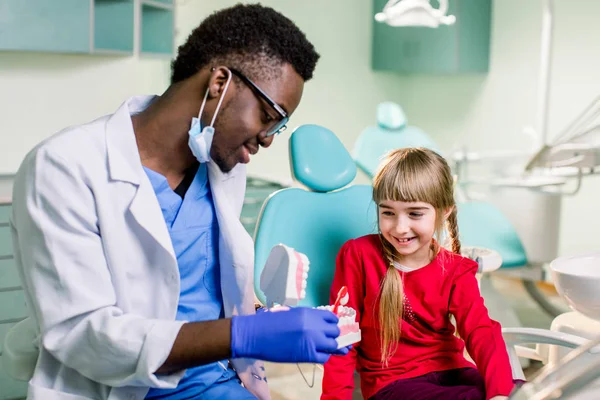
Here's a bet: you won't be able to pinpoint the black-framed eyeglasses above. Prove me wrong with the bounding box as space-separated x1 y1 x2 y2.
229 68 289 137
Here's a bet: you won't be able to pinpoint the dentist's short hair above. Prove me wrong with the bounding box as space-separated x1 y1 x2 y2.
171 3 320 84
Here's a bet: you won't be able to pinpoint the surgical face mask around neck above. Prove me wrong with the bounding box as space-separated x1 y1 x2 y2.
188 70 233 163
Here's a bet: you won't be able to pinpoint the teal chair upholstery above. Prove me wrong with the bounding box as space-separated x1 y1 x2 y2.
254 125 377 307
353 102 528 269
456 202 527 268
353 102 440 178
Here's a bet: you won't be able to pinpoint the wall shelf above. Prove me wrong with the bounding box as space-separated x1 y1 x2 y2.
0 0 90 53
0 0 173 57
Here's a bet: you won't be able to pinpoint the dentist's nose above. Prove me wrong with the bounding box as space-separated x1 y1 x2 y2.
259 132 275 148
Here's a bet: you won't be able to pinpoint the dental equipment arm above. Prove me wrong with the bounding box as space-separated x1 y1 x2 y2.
502 327 600 382
525 95 600 172
508 331 600 399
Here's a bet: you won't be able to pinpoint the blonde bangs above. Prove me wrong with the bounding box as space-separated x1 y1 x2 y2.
373 149 447 208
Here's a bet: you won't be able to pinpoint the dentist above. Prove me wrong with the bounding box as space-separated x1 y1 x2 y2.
9 4 345 400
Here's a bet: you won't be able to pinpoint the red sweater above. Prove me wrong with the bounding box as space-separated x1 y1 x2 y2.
321 235 514 400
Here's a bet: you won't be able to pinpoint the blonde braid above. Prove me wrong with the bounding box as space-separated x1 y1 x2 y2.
378 235 404 365
446 207 461 254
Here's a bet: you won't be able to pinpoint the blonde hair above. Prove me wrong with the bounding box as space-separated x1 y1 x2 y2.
372 148 460 365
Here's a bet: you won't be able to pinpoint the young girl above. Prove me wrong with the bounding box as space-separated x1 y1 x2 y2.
321 148 516 400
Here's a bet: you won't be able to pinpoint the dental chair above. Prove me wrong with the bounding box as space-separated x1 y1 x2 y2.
253 124 378 307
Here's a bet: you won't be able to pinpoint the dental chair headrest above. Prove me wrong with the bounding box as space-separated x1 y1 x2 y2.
290 124 356 192
377 102 407 130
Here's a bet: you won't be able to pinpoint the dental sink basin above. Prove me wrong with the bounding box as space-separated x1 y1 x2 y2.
551 253 600 321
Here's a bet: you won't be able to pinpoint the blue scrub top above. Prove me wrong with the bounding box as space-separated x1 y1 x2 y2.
144 163 236 399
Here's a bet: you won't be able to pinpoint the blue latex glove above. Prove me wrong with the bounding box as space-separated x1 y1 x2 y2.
231 307 347 364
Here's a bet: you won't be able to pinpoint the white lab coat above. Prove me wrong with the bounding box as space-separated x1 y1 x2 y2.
9 96 269 400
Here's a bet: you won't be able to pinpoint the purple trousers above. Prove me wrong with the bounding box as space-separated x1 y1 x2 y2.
370 368 519 400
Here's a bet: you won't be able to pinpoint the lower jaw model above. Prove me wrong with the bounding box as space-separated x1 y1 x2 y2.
316 304 361 348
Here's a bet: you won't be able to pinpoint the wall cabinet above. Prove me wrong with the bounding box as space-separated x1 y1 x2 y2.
372 0 492 74
0 0 174 56
0 0 91 53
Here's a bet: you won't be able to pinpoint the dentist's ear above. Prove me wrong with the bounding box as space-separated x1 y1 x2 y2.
207 66 232 99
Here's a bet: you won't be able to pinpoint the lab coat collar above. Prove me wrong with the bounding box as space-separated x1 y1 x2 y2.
105 95 176 260
106 95 157 185
105 95 244 185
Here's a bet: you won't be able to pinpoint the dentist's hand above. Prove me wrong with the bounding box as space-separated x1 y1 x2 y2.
231 307 346 364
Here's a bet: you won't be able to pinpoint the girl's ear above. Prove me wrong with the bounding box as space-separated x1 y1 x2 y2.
443 206 454 220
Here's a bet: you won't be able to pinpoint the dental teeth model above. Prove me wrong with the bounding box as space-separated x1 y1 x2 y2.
315 285 361 349
260 244 310 307
315 304 361 349
259 245 361 348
